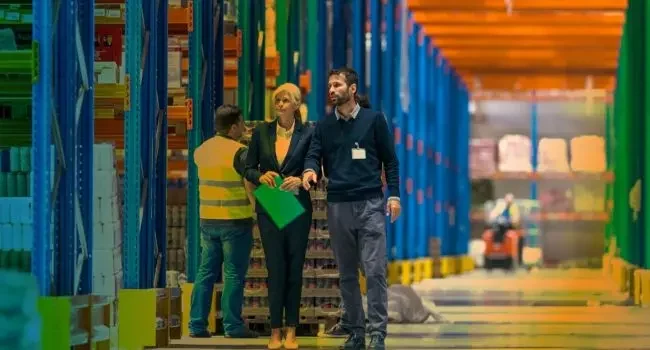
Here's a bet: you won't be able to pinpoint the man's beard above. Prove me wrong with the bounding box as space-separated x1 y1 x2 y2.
332 91 352 106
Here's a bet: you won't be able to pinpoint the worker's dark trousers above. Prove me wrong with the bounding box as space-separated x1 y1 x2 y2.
257 211 312 328
328 196 388 338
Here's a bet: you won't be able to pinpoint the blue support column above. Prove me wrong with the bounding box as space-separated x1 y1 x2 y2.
425 46 436 258
54 0 77 296
307 0 327 120
77 0 95 294
351 0 366 93
530 93 539 199
201 0 218 138
213 0 224 116
140 0 158 288
529 92 539 250
32 0 53 296
369 0 381 108
456 84 470 256
154 0 170 288
124 0 143 289
435 59 450 256
287 0 301 84
405 19 418 260
332 0 347 68
393 1 407 261
447 72 458 257
53 0 94 295
416 34 428 258
382 0 396 259
187 0 204 282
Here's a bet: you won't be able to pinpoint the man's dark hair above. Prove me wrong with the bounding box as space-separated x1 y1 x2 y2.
356 94 371 108
215 104 242 133
328 67 359 89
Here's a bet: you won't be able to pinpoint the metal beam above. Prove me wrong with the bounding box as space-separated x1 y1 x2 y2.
432 37 621 49
423 25 621 37
412 11 625 25
407 0 627 11
32 0 54 296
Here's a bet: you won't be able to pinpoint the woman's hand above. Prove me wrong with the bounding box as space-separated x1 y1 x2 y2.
279 176 302 191
259 171 279 187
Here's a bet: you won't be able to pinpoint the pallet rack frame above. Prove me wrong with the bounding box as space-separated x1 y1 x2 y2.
186 0 222 282
123 0 170 289
35 0 96 296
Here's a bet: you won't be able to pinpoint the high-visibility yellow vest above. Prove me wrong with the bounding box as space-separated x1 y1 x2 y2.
194 135 253 220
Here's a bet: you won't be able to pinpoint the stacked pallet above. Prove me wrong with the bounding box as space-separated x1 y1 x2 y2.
167 177 188 273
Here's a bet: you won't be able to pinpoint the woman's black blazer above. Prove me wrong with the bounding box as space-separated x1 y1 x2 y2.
244 119 314 214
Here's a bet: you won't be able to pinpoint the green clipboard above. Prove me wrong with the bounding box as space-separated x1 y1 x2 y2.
253 175 305 230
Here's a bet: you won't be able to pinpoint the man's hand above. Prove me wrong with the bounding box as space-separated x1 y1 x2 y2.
279 176 302 191
259 171 279 187
302 170 318 190
386 198 401 223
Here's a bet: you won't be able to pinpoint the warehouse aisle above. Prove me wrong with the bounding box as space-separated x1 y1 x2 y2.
159 269 650 349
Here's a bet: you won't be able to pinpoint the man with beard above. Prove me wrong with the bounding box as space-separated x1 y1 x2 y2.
302 67 401 350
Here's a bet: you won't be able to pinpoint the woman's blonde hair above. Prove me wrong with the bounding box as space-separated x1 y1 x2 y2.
272 83 303 124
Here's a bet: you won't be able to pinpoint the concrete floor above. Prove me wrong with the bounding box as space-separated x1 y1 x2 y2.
159 269 650 349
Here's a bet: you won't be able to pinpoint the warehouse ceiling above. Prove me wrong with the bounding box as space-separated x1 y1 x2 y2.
407 0 627 93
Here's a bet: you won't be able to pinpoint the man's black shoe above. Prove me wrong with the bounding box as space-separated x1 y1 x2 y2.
225 328 259 338
339 333 366 350
189 330 211 338
367 334 386 349
325 323 350 337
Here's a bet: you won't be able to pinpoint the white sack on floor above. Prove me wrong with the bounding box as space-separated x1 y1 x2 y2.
362 285 450 324
498 135 532 172
469 239 486 267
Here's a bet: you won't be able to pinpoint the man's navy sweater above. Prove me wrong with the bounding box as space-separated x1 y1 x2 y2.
304 107 400 202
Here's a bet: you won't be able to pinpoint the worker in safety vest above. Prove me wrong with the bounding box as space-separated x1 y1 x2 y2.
188 104 258 339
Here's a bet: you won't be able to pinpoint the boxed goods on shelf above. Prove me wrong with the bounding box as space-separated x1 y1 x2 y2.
469 138 497 177
92 144 123 297
537 138 570 173
0 197 32 272
570 135 606 173
497 134 532 172
572 184 606 213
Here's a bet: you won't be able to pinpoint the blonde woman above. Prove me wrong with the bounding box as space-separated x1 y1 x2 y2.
244 83 314 349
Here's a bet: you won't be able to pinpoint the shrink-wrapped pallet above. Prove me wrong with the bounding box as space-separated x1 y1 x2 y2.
570 135 606 173
498 135 532 172
537 138 570 173
573 184 606 212
469 138 497 177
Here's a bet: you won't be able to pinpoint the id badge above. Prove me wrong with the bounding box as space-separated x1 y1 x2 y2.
352 148 366 160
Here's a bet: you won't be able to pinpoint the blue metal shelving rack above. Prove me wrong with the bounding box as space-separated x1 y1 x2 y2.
186 0 222 282
48 0 95 296
32 0 54 296
123 0 169 289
